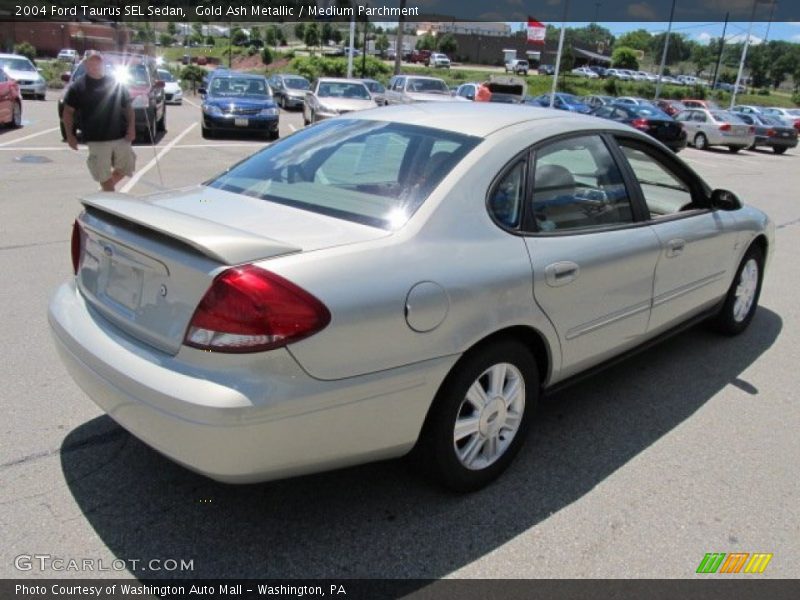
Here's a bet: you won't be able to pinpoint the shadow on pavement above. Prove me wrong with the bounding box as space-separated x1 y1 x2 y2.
60 308 782 580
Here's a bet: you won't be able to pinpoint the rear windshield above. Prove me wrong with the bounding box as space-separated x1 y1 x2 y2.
407 78 449 94
317 81 370 99
284 77 310 90
711 111 745 123
207 119 481 229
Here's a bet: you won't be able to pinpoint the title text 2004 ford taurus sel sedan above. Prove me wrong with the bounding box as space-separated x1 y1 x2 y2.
49 104 773 492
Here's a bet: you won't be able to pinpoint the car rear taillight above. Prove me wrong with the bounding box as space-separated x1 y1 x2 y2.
184 265 331 353
631 118 650 129
719 123 731 131
766 129 775 137
793 119 800 131
71 220 83 275
749 126 756 134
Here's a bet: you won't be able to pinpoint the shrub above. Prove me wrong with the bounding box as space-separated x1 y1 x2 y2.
757 88 771 96
603 77 619 96
635 83 656 98
247 45 258 57
180 64 206 86
14 42 36 61
290 55 390 80
261 46 273 67
689 84 707 99
611 46 639 70
792 92 800 107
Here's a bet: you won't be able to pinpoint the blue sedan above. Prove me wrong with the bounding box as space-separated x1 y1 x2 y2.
525 93 592 114
201 73 280 140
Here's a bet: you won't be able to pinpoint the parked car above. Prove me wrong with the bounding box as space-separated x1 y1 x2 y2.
731 104 764 116
156 69 182 105
428 53 451 69
582 95 616 109
57 48 78 63
268 74 311 110
384 75 459 104
537 64 555 75
591 103 687 152
0 67 22 128
361 78 387 105
759 107 800 131
57 52 166 143
682 99 719 110
201 73 278 140
50 103 773 491
303 78 377 124
588 65 607 78
0 53 47 100
655 99 687 117
526 93 591 113
505 59 529 75
636 71 658 82
571 66 599 79
605 68 632 80
454 82 481 101
674 108 755 152
735 113 798 154
409 49 432 64
660 75 680 85
615 97 654 107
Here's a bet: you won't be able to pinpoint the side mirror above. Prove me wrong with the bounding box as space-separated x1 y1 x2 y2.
198 87 206 96
61 72 71 83
710 189 742 211
466 92 475 100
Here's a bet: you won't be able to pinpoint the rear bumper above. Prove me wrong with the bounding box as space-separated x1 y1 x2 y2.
759 137 798 149
281 95 305 108
48 280 453 483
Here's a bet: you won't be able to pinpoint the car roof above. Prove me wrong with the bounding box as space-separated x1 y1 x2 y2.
345 102 630 138
317 77 369 84
213 72 265 80
0 53 32 60
402 75 446 81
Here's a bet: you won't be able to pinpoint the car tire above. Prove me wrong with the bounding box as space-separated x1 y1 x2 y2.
10 101 22 128
157 109 166 133
728 145 742 153
60 122 66 140
710 244 764 336
773 146 787 155
415 340 538 492
201 125 213 139
694 133 708 150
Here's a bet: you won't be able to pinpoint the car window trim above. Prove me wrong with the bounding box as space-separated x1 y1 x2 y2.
485 149 530 233
522 130 646 236
611 134 714 223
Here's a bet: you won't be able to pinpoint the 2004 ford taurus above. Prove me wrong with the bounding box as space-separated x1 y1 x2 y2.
49 103 774 491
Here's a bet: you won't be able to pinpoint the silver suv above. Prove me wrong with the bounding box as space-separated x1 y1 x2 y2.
505 59 529 75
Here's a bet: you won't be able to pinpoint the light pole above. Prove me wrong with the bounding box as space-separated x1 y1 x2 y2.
654 0 677 101
730 0 769 109
549 0 570 108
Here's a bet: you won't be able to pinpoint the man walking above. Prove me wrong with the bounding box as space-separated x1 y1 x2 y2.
61 51 136 192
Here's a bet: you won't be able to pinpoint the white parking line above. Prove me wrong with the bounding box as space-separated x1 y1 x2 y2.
120 123 197 193
289 124 297 132
183 98 201 109
0 126 59 148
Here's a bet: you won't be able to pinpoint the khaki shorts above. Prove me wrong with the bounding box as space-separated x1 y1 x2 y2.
86 138 136 183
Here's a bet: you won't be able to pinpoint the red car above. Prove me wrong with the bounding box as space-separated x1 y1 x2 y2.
655 99 686 117
409 49 432 65
681 99 719 110
0 67 22 128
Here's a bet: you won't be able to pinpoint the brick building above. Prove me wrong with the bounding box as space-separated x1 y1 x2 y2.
0 21 130 57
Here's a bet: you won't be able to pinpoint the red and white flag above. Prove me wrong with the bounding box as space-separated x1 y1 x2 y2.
527 18 546 45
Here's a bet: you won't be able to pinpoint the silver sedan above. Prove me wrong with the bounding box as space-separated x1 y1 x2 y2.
302 78 377 125
49 104 773 492
675 108 756 152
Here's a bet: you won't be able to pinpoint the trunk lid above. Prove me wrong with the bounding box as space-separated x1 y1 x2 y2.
76 187 389 355
476 76 526 104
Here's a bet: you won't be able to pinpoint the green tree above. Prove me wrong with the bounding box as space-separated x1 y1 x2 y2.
251 27 262 42
322 22 334 45
192 22 203 36
330 28 342 44
261 46 273 67
616 28 652 52
294 23 306 41
167 22 177 36
437 33 457 55
650 32 690 65
375 33 390 57
159 33 175 47
691 43 713 76
231 28 248 46
416 33 436 51
13 42 36 61
304 23 320 52
205 35 215 47
612 46 640 70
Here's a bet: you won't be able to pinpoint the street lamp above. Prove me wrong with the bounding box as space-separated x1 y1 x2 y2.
730 0 772 109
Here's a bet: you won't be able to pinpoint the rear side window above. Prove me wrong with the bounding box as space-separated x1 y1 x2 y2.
531 135 633 232
207 120 480 229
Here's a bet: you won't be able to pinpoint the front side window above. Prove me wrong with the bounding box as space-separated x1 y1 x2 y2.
619 144 695 218
531 135 633 232
207 120 480 229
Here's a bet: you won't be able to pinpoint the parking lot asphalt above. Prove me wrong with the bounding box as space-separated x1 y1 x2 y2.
1 96 799 580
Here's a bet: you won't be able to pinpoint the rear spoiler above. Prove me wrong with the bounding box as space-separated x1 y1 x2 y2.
81 193 301 265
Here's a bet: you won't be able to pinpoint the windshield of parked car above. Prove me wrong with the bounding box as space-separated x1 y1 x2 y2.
407 78 449 94
285 77 310 90
72 62 150 86
157 69 175 82
0 57 36 72
210 77 270 97
206 119 481 229
558 94 581 104
363 80 385 94
317 81 371 100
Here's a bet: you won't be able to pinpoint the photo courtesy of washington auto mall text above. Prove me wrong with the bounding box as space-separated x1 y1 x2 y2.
2 0 800 599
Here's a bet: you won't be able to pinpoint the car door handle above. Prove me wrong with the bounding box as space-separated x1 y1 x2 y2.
666 239 686 258
545 261 580 287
